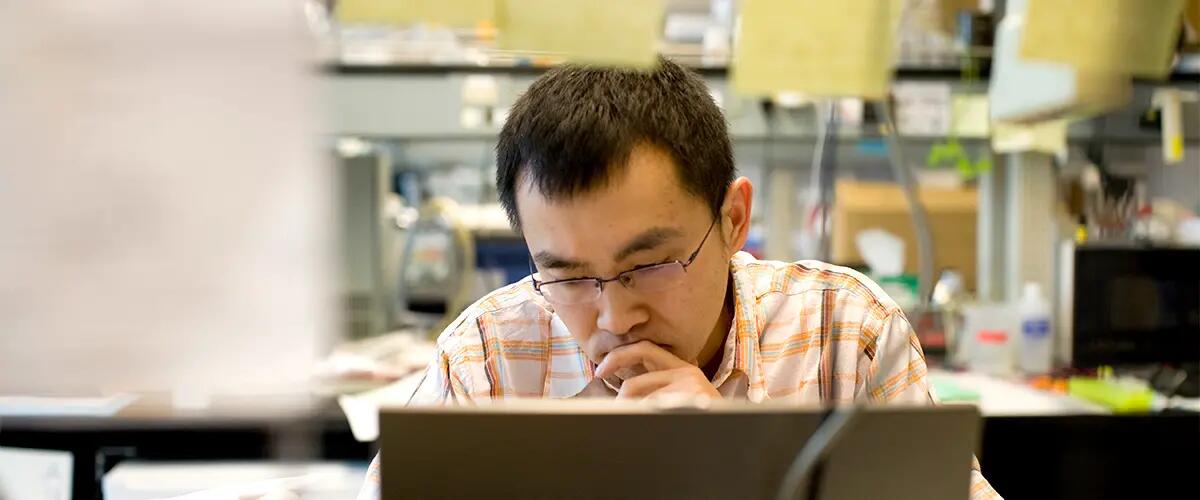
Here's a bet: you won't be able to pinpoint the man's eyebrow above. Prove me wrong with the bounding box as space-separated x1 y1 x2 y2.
532 251 587 271
614 226 684 262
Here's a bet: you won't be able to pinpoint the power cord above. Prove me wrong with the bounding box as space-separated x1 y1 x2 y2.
773 404 861 500
875 100 935 307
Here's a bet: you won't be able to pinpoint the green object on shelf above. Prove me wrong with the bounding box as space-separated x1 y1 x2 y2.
1068 377 1154 413
877 274 919 295
876 274 920 312
926 138 992 179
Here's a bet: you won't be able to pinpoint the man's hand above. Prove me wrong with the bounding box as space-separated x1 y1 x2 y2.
593 340 721 400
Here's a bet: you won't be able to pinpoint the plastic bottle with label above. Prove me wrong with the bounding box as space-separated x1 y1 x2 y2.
963 303 1015 376
1017 282 1054 375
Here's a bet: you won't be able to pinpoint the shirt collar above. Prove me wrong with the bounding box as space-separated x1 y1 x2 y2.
711 251 767 402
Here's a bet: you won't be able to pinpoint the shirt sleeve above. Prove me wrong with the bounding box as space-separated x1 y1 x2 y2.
355 453 381 500
861 311 1004 500
860 311 934 404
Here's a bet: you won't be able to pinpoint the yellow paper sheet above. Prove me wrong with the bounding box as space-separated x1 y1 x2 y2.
991 119 1068 156
1188 0 1200 42
497 0 664 68
951 94 990 137
1020 0 1187 78
733 0 903 99
337 0 496 27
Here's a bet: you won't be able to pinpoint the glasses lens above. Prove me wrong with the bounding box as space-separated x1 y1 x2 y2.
539 279 600 305
623 262 686 293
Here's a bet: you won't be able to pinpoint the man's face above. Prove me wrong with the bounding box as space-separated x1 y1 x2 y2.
517 144 738 368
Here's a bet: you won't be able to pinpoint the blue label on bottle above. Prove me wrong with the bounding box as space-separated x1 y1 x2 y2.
1022 319 1050 339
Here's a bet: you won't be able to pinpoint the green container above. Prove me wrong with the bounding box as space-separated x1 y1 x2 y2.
1068 377 1154 413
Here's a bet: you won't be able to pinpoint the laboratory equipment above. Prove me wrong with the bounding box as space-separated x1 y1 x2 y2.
932 269 970 363
338 141 411 340
396 198 527 336
397 197 476 330
962 303 1016 376
1060 246 1200 368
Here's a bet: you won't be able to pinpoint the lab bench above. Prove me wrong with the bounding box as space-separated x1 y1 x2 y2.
928 369 1200 499
2 380 1196 500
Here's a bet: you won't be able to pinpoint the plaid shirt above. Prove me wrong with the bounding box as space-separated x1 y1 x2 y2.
359 252 1001 499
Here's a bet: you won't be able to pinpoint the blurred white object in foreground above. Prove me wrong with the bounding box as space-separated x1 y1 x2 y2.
103 462 366 500
0 1 335 400
0 447 72 500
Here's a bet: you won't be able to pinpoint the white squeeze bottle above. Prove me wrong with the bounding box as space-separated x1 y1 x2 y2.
1017 282 1054 374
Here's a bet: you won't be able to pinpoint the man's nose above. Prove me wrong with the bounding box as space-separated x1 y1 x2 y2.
595 280 649 336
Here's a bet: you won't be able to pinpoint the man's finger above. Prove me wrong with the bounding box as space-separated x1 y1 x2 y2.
615 369 680 399
594 340 690 379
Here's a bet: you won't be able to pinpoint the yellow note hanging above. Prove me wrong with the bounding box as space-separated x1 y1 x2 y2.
951 94 990 138
1020 0 1187 78
497 0 665 68
1188 0 1200 43
733 0 904 99
337 0 496 27
991 119 1068 156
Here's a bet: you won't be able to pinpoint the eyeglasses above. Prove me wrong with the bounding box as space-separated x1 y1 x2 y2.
531 219 718 306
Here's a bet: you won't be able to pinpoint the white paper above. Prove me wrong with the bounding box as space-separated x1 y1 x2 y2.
103 462 367 500
856 229 905 276
0 447 73 500
0 393 137 418
337 371 427 442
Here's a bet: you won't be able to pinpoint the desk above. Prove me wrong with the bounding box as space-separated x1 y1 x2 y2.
0 395 372 500
4 380 1196 500
929 370 1199 499
928 369 1108 416
979 413 1198 499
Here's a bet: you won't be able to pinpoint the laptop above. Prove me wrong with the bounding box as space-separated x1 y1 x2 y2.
379 400 981 500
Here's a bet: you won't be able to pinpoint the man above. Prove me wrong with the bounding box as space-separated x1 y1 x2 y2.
359 58 1000 499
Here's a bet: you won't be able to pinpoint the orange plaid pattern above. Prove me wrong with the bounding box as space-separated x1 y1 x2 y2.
358 252 1001 500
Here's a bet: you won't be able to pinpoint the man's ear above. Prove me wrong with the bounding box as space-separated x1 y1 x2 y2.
719 177 753 256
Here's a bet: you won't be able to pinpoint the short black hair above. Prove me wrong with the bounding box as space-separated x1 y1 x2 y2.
496 57 735 230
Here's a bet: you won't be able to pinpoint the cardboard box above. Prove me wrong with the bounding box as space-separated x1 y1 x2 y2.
832 180 978 291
